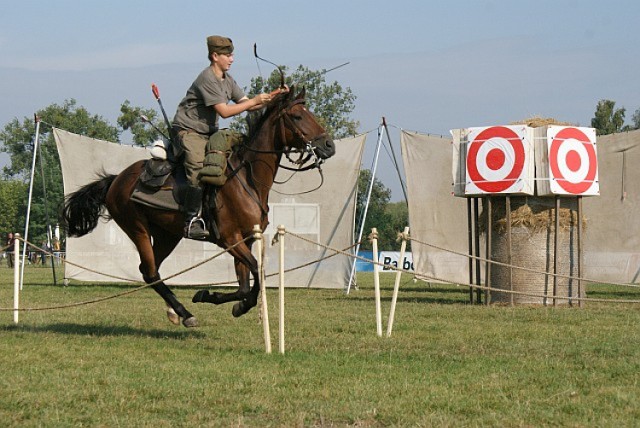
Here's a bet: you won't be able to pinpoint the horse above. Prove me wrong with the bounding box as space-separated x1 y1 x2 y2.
61 87 336 327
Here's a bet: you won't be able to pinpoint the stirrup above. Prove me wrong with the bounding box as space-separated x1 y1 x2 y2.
185 217 209 240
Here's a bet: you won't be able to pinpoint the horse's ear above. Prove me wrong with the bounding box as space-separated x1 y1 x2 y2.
296 86 306 100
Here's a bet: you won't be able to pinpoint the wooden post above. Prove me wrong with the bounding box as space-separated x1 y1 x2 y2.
485 197 492 305
371 228 382 337
13 234 21 324
467 199 474 303
506 196 513 306
553 196 559 307
277 225 286 354
253 225 271 354
577 196 583 308
387 226 409 337
474 198 482 304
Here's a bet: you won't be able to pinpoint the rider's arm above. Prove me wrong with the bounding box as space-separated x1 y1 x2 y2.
213 87 289 118
213 94 270 118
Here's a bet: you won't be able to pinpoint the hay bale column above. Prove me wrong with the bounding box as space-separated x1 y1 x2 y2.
485 196 585 305
452 121 597 306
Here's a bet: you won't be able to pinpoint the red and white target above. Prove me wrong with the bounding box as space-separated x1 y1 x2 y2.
546 126 599 196
465 125 534 195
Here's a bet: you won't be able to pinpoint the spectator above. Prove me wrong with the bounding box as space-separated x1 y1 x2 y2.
40 240 51 265
6 232 15 268
53 237 62 265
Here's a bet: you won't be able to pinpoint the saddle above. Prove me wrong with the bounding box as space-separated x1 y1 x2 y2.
130 159 186 211
130 152 222 240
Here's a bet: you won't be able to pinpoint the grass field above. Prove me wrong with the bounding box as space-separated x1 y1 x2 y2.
1 265 639 427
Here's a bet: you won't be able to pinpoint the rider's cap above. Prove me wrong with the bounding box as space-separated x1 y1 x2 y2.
207 35 234 56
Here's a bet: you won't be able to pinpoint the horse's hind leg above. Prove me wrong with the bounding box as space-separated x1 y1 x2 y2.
144 273 198 328
145 227 198 328
123 224 197 328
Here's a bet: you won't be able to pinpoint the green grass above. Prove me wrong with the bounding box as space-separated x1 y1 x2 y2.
1 266 639 427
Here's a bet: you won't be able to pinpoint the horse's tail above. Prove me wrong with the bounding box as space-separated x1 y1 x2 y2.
61 173 117 237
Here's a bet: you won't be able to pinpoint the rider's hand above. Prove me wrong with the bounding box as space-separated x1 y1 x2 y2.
269 86 290 98
252 93 271 106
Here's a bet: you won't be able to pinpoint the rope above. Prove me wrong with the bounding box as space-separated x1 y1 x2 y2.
282 231 640 304
189 240 361 288
407 235 640 289
5 230 640 312
0 235 252 312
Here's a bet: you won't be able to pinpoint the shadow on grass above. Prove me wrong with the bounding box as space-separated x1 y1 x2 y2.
340 296 470 305
586 290 640 299
385 285 470 294
340 285 471 305
30 284 245 295
0 322 206 339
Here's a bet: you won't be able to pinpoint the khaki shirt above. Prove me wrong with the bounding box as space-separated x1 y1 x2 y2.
172 67 245 135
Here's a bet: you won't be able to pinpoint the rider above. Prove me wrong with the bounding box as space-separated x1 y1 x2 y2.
172 35 275 240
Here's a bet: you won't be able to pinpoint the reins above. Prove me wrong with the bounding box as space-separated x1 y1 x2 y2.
240 98 326 172
224 93 328 214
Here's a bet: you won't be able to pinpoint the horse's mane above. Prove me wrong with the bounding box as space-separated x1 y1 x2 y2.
245 90 294 141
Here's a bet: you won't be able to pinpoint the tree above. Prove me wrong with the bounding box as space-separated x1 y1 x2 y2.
232 65 359 139
591 99 626 135
355 169 410 250
117 100 167 147
632 108 640 130
355 170 410 250
0 99 119 242
385 201 411 250
0 179 28 237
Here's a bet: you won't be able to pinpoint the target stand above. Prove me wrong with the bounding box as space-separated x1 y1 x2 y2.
452 124 598 305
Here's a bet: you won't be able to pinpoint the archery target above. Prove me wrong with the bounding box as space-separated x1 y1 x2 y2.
465 125 534 195
546 126 599 195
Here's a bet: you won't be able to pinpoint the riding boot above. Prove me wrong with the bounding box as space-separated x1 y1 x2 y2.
183 185 209 240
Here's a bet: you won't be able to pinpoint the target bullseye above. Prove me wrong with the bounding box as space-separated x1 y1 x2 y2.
565 150 581 172
486 148 506 170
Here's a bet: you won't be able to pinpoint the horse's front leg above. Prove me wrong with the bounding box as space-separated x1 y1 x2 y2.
231 260 259 317
192 244 259 317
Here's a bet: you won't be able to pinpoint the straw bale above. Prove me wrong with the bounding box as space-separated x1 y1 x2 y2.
479 197 586 233
479 196 585 305
510 116 575 128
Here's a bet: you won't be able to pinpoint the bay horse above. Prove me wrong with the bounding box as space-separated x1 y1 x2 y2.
61 87 335 327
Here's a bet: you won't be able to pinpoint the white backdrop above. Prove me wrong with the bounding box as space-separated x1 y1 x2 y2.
55 128 365 288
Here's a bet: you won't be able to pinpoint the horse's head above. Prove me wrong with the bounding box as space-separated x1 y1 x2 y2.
272 87 336 161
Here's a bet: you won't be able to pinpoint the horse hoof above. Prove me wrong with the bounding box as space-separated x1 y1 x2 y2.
232 302 245 318
210 292 222 304
182 317 198 328
192 290 210 303
166 307 181 325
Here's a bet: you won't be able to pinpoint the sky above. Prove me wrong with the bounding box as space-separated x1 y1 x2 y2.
1 0 639 200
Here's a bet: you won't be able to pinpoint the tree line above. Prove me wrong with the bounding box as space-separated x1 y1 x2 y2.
0 77 636 251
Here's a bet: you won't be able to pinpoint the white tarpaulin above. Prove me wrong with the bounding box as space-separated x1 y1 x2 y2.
582 129 640 283
401 131 469 284
54 128 365 288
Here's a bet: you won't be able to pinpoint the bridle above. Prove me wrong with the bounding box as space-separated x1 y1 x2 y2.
230 95 329 200
241 97 328 172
